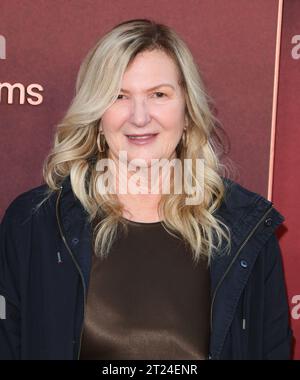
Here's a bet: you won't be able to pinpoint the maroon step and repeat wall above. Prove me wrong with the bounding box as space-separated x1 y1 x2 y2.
0 0 299 359
273 0 300 360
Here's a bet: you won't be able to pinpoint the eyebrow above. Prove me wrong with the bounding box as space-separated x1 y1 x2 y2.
120 83 175 93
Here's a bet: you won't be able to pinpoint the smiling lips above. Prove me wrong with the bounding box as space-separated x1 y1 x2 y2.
126 133 158 145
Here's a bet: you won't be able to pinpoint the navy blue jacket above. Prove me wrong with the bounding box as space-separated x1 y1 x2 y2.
0 176 293 360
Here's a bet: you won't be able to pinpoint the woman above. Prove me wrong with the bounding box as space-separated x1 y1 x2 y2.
0 19 293 360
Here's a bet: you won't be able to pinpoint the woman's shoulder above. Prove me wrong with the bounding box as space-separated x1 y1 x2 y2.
221 177 270 207
218 176 285 228
1 182 54 226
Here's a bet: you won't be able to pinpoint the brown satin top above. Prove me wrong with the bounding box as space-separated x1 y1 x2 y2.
79 218 211 360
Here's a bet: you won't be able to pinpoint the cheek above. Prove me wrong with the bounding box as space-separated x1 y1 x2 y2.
101 106 127 131
154 101 185 127
156 114 183 148
158 111 185 136
101 114 124 151
162 110 185 148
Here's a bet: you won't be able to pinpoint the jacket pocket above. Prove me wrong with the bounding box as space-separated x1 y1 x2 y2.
228 286 250 360
264 327 293 360
0 296 21 359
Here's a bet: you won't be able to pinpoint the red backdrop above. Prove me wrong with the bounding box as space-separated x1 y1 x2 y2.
273 0 300 360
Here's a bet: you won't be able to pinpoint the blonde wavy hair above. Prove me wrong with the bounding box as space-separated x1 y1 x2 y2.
42 19 231 266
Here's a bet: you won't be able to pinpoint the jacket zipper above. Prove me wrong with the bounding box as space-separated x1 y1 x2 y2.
242 285 248 330
55 186 87 360
209 204 273 356
241 285 249 359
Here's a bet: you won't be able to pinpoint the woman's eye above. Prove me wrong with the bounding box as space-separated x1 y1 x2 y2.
116 92 166 100
153 92 166 98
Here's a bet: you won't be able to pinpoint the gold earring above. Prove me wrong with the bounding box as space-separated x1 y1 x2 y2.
182 128 189 149
97 131 106 153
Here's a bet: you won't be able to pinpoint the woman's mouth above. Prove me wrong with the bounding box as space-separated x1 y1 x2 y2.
126 133 158 145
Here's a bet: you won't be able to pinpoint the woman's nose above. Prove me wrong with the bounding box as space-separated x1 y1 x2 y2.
129 98 151 127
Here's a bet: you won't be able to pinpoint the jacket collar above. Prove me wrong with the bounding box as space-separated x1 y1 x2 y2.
58 175 285 291
211 178 284 288
59 175 284 246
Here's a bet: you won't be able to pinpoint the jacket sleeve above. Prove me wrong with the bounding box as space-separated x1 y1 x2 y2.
0 209 21 359
263 232 294 360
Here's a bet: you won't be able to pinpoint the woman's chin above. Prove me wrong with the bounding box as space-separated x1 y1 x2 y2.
125 153 161 167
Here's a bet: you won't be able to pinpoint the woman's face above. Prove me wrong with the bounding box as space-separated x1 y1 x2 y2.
101 49 187 167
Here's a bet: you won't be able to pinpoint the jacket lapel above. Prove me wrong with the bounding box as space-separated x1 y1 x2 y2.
58 177 93 290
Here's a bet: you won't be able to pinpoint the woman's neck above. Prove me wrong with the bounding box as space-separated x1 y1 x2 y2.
105 151 177 222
